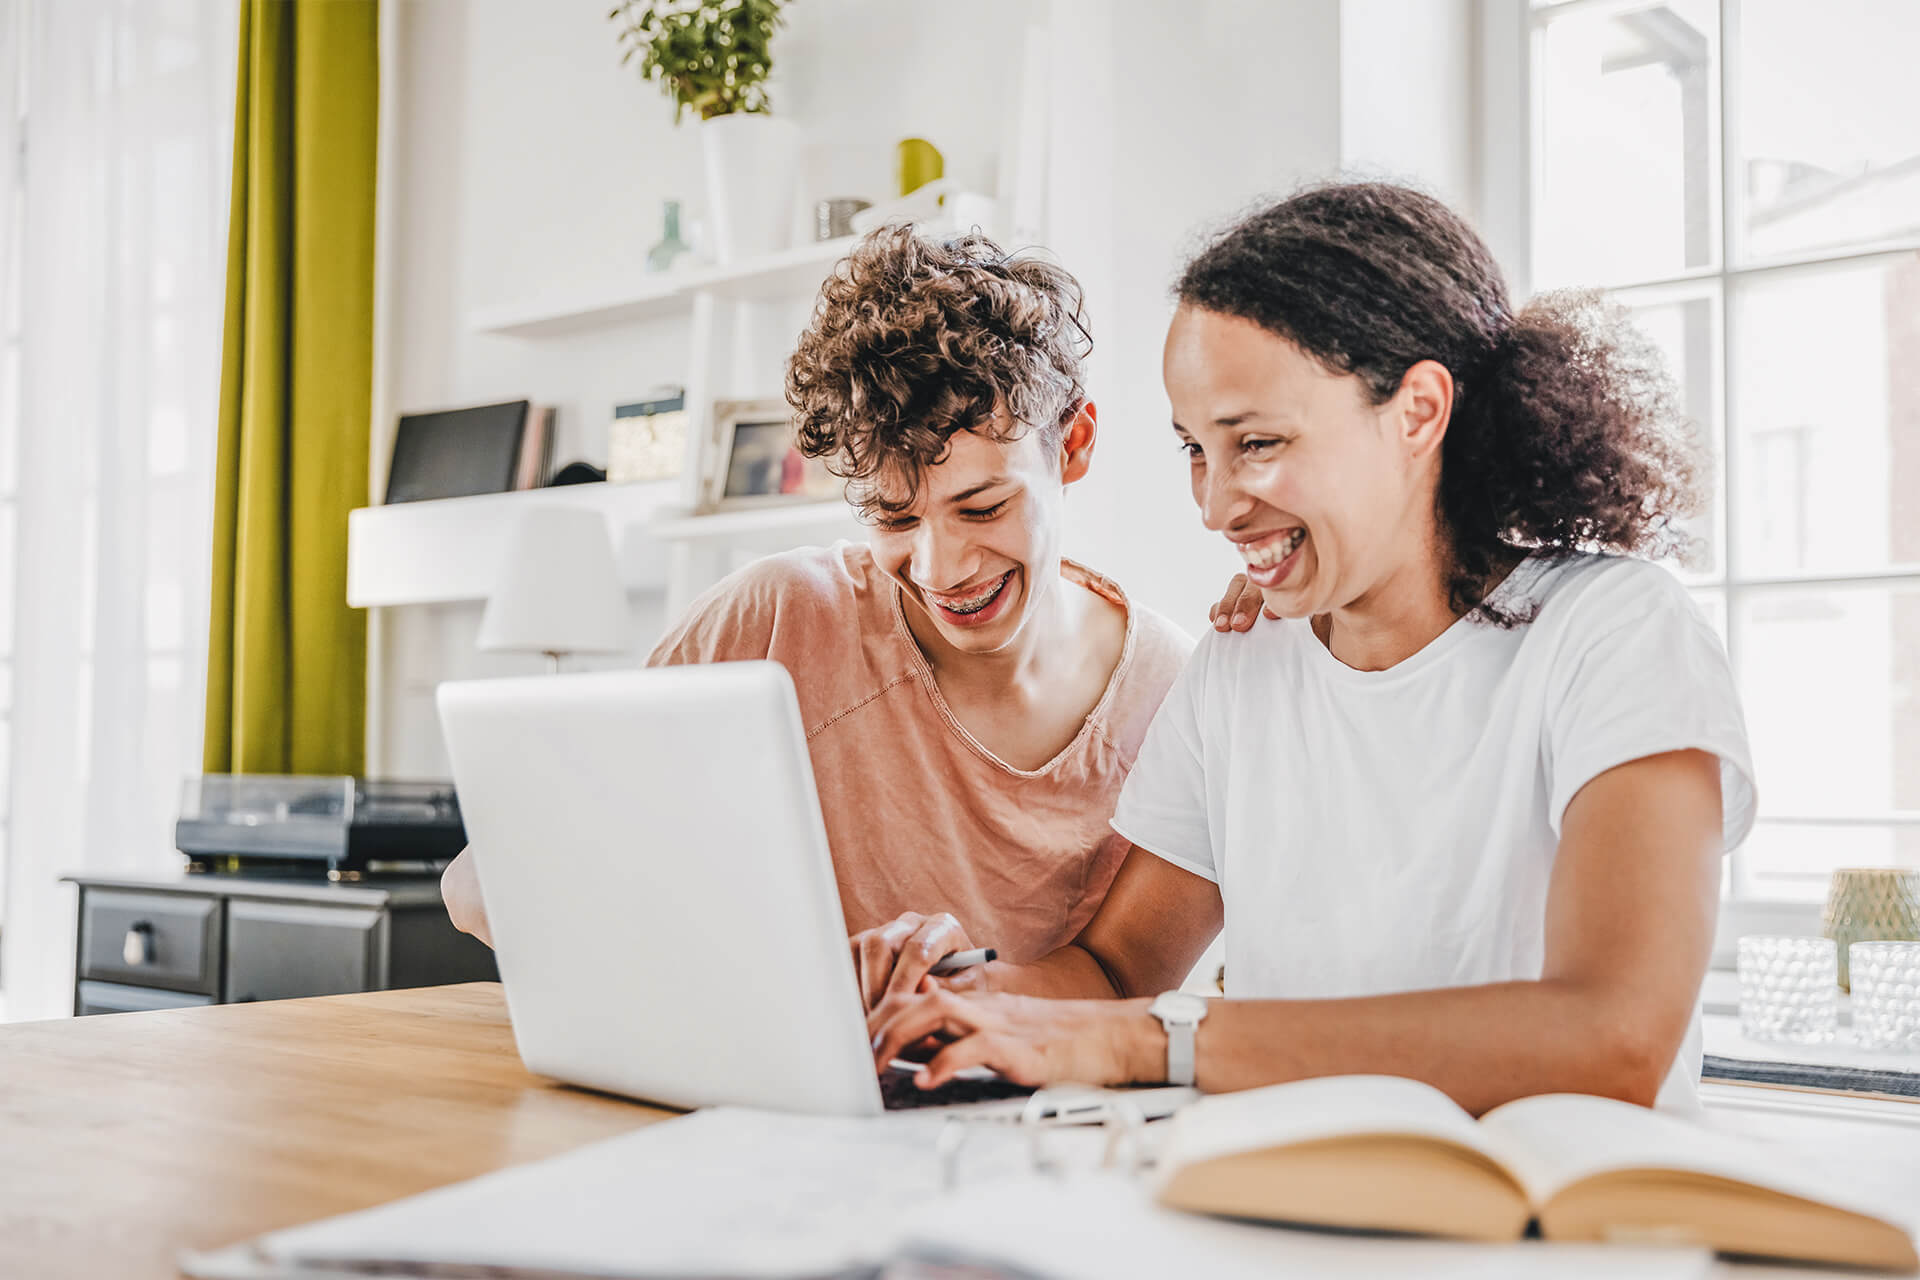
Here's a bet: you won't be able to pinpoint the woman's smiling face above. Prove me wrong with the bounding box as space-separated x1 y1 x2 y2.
1162 304 1444 622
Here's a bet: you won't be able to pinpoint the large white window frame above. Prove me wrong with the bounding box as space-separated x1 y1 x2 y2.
0 0 23 932
1482 0 1920 954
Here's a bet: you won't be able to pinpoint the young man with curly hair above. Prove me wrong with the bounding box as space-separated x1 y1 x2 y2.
442 227 1211 1009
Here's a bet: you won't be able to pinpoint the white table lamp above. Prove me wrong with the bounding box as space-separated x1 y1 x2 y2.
478 507 628 671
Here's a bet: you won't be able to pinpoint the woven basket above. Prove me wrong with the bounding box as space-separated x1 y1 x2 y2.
1822 868 1920 991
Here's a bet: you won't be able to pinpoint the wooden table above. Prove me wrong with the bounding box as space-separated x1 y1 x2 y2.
9 985 1919 1280
0 983 669 1279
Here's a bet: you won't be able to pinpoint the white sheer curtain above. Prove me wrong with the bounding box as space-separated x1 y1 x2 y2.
0 0 236 1022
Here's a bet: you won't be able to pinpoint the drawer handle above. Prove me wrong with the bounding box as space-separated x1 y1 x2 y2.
122 921 155 967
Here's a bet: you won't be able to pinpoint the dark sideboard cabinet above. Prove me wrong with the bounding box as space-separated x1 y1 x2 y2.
63 871 497 1015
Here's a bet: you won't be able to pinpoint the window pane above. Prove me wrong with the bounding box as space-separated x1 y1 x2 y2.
1730 253 1920 576
1534 0 1719 287
1627 288 1723 576
0 499 12 657
1735 0 1920 263
1689 586 1726 642
147 483 187 650
150 311 189 477
144 654 184 834
1736 820 1914 901
78 493 97 656
0 341 15 494
1734 582 1920 822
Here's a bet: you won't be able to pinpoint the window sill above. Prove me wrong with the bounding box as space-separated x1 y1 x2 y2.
1711 898 1824 969
1699 995 1920 1105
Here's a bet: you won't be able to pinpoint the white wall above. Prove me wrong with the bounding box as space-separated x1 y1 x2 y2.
1340 0 1478 213
1047 0 1347 629
376 0 1485 774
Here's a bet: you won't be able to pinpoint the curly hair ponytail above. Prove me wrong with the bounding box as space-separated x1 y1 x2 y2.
1175 182 1704 624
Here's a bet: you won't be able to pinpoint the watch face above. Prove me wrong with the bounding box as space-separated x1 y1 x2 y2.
1153 992 1207 1022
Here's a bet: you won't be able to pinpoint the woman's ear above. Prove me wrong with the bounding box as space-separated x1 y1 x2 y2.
1059 400 1098 485
1394 360 1453 461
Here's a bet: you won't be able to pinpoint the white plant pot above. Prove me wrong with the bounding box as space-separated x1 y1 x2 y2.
700 114 801 264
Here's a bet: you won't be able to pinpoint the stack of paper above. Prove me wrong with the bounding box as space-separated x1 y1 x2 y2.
185 1108 1028 1278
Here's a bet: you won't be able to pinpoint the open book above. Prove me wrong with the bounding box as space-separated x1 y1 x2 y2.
1156 1075 1918 1271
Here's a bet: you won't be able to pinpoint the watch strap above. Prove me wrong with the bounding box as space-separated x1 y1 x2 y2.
1165 1017 1196 1086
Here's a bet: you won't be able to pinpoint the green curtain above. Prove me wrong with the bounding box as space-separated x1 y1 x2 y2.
204 0 379 776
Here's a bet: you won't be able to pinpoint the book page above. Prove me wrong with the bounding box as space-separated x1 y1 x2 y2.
903 1173 1713 1280
1479 1093 1915 1229
1160 1075 1505 1173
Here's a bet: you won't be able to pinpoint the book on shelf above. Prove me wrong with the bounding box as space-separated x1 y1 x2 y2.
512 405 556 490
1155 1075 1917 1271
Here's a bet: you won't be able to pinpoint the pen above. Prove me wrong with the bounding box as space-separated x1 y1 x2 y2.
928 947 995 976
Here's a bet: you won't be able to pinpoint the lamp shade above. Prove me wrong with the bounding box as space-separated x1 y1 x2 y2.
477 507 627 656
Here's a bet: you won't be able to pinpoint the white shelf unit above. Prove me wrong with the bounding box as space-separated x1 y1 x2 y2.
357 236 862 615
650 500 863 542
653 499 869 620
465 236 855 339
346 481 681 607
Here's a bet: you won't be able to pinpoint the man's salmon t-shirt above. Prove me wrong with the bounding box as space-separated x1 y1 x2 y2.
649 542 1193 961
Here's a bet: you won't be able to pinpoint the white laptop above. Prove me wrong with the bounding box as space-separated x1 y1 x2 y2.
438 661 1192 1118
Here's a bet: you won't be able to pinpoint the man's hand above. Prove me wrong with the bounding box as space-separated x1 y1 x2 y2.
440 848 493 948
848 911 984 1012
1208 572 1276 633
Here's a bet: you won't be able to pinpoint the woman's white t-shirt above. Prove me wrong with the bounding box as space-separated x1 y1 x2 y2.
1109 551 1756 1111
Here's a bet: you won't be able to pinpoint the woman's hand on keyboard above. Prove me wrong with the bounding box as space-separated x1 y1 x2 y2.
869 988 1156 1090
849 911 985 1013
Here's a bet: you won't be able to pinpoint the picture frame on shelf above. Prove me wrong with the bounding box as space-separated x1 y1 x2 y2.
703 397 841 513
608 390 688 485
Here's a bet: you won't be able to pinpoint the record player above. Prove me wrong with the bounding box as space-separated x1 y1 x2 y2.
176 775 467 879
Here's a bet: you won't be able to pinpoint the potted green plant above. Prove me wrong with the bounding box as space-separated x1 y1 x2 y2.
611 0 799 263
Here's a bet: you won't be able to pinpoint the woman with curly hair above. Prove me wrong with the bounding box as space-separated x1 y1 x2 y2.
870 182 1757 1115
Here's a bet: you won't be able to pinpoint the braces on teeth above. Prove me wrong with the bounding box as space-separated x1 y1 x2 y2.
937 574 1008 614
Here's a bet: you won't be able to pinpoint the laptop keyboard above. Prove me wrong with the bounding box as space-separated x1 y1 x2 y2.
881 1065 1035 1110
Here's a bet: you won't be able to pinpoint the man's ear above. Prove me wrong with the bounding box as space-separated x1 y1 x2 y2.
1059 400 1098 485
1393 361 1452 462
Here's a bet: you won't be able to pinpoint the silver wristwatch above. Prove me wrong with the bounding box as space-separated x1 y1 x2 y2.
1147 990 1208 1086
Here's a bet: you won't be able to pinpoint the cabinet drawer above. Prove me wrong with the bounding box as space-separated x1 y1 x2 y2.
76 980 215 1016
78 890 221 995
225 900 387 1002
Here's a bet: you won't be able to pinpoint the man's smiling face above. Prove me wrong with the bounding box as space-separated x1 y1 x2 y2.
864 415 1074 657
